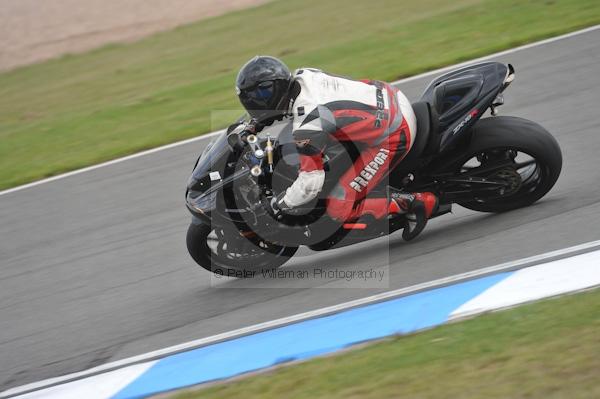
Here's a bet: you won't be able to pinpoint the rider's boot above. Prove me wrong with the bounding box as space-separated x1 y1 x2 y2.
388 189 439 241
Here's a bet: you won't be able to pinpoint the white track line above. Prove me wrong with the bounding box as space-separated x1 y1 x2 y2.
1 24 599 198
3 239 600 398
388 24 600 84
0 129 224 197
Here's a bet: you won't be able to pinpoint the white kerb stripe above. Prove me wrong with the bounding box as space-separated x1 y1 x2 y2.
4 361 157 399
450 250 600 319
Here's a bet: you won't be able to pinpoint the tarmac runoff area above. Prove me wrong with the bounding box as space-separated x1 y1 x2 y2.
2 241 599 399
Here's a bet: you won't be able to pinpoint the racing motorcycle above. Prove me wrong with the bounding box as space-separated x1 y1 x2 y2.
185 62 562 275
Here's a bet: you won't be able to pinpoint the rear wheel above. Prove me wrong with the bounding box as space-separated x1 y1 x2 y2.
456 116 562 213
186 222 298 276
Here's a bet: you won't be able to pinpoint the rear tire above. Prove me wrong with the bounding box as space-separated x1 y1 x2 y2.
186 222 298 276
457 116 562 213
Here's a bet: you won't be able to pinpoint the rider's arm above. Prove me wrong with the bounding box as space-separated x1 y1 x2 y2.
281 147 325 208
277 104 335 209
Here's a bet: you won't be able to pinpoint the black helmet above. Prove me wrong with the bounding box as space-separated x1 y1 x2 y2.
236 56 292 120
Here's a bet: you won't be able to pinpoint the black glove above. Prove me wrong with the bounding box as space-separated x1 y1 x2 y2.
263 192 290 220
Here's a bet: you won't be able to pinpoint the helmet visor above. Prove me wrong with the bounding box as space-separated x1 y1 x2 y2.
239 81 275 109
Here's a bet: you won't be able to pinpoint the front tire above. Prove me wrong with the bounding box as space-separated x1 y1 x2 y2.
186 222 298 276
457 116 562 213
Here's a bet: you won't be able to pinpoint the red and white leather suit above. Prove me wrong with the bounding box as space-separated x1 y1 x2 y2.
281 68 417 221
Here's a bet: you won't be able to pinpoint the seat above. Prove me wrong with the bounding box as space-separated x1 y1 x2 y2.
409 102 432 157
393 101 439 174
423 103 440 155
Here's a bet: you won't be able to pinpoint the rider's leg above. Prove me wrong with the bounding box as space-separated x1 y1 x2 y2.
325 117 406 221
326 143 397 222
388 189 438 241
326 119 438 240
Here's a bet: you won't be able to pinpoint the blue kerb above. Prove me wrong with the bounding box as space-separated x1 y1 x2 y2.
112 271 512 399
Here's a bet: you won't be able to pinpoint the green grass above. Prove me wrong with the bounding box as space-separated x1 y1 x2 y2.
173 288 600 399
1 0 599 190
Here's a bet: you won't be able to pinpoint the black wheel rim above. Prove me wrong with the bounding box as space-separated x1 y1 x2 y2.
205 228 287 268
458 147 546 204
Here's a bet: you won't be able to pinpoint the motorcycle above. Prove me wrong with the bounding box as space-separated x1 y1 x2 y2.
185 62 562 275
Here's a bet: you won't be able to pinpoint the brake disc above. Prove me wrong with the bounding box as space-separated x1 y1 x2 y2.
491 167 522 196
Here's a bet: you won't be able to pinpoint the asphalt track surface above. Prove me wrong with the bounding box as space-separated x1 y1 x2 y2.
1 28 600 391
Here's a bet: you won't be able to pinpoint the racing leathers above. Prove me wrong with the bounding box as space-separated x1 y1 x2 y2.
273 68 438 239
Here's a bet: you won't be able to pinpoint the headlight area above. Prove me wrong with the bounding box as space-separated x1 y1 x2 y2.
186 189 217 217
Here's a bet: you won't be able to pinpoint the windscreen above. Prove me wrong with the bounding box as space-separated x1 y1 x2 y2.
190 131 230 182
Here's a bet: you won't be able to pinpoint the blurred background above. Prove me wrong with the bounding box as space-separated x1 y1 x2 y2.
1 0 600 397
1 0 599 190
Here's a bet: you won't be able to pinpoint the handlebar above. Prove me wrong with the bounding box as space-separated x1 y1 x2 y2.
226 118 260 151
226 118 275 176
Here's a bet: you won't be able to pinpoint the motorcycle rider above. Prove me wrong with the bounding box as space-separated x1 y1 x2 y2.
235 56 438 241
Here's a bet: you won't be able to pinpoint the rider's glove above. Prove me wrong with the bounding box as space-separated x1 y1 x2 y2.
264 192 291 220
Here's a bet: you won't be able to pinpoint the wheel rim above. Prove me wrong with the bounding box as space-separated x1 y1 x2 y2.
205 228 287 268
459 148 546 203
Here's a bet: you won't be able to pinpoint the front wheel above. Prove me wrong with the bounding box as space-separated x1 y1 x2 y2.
456 116 562 213
186 222 298 276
